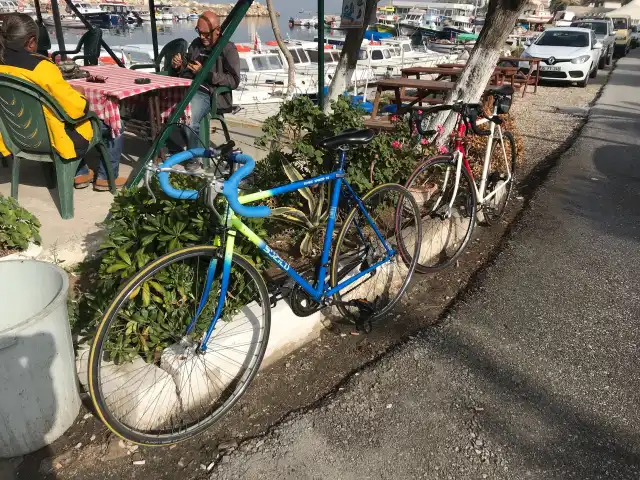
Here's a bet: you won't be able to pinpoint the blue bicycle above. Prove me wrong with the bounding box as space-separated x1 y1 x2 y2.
88 128 422 445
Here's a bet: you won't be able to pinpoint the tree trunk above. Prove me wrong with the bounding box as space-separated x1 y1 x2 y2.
432 0 529 141
323 0 379 112
266 0 296 98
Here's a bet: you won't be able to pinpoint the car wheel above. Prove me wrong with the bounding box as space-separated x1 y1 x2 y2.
598 54 606 69
607 49 613 66
589 63 598 78
578 72 589 88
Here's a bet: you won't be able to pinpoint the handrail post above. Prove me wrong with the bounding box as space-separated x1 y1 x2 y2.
148 0 159 71
49 0 66 60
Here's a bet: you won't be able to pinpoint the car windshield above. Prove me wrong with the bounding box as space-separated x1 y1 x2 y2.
572 22 607 35
536 31 589 47
612 18 628 29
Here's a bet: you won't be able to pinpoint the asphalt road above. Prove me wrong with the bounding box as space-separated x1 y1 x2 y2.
206 52 640 480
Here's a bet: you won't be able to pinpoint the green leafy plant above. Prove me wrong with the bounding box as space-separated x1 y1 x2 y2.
271 157 329 256
73 175 266 361
0 195 41 254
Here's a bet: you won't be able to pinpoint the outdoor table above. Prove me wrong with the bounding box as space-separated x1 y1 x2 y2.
370 78 455 117
68 65 193 140
401 66 502 86
498 56 542 96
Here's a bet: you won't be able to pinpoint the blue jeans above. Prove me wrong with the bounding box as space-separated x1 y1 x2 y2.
76 121 123 180
168 90 211 151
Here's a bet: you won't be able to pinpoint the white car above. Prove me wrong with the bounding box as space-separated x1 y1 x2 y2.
631 25 639 48
520 27 602 87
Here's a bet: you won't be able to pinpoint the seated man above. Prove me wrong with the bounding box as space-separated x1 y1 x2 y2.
168 11 240 169
0 13 126 191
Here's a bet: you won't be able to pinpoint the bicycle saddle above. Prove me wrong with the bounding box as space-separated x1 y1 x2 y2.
486 85 514 96
319 128 375 149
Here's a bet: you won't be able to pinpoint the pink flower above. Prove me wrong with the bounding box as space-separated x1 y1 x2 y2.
412 126 418 135
420 138 429 145
438 145 449 154
391 140 401 149
417 110 423 115
437 124 445 135
391 115 399 122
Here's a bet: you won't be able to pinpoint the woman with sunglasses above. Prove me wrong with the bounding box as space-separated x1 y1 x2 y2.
169 11 240 171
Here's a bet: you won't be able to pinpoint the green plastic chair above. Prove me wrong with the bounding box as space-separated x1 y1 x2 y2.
199 86 233 169
130 39 188 75
51 27 102 66
0 74 116 219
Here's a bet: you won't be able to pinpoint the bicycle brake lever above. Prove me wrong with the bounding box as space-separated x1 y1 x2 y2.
144 162 156 203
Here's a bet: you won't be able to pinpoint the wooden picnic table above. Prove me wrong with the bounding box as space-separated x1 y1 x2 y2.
366 78 455 131
370 78 455 118
401 66 506 86
498 56 542 96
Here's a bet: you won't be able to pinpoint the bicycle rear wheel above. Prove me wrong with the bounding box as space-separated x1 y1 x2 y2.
88 246 270 445
400 155 477 274
482 131 517 225
330 183 421 322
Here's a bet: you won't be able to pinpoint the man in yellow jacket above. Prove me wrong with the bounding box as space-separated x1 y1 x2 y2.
0 13 126 190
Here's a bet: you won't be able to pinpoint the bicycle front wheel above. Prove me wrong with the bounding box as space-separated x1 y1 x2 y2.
400 155 477 274
482 130 517 225
88 246 270 445
331 183 421 322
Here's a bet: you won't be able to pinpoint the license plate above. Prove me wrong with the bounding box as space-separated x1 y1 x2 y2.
541 66 561 71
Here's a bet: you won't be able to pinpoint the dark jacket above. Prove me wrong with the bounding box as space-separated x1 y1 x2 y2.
171 39 240 112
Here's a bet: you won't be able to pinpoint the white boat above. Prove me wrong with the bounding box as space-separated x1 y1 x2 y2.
154 4 173 21
173 7 188 20
188 13 199 21
235 44 319 96
398 8 440 37
43 14 86 28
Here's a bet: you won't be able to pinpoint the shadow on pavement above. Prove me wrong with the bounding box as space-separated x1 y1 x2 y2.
425 327 640 479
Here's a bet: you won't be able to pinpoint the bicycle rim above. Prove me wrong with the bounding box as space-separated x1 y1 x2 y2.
330 183 421 322
483 131 517 225
401 155 477 274
88 246 270 445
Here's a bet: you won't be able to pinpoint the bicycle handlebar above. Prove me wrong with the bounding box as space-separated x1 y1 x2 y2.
414 102 503 138
157 148 206 200
224 154 271 218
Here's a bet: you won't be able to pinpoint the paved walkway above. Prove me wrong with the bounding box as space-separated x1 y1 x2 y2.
209 53 640 479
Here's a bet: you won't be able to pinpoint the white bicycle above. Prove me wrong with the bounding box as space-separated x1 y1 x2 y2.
399 86 517 274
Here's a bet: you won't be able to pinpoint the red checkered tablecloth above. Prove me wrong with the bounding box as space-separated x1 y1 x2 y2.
68 65 193 137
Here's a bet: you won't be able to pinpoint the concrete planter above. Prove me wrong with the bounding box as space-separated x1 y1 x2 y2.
0 242 42 263
0 260 79 458
76 299 324 429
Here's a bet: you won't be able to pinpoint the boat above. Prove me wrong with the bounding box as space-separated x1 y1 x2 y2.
128 7 149 23
50 43 128 66
372 4 400 34
289 11 318 28
173 7 188 20
43 14 86 28
188 13 199 21
98 2 130 26
154 4 173 21
398 8 440 37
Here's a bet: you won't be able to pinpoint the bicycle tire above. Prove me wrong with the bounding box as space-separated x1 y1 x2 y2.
330 183 421 322
482 131 517 225
88 246 271 446
400 155 477 274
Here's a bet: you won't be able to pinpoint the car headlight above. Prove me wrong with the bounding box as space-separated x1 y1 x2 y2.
571 55 590 64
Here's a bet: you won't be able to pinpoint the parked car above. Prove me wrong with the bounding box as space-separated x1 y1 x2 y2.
631 25 639 48
521 27 602 88
570 17 615 69
607 14 632 56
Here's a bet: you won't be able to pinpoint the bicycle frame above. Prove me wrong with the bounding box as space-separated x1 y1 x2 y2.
190 151 396 351
439 105 513 214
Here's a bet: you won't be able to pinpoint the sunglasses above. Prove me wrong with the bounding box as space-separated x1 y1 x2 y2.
195 26 220 37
